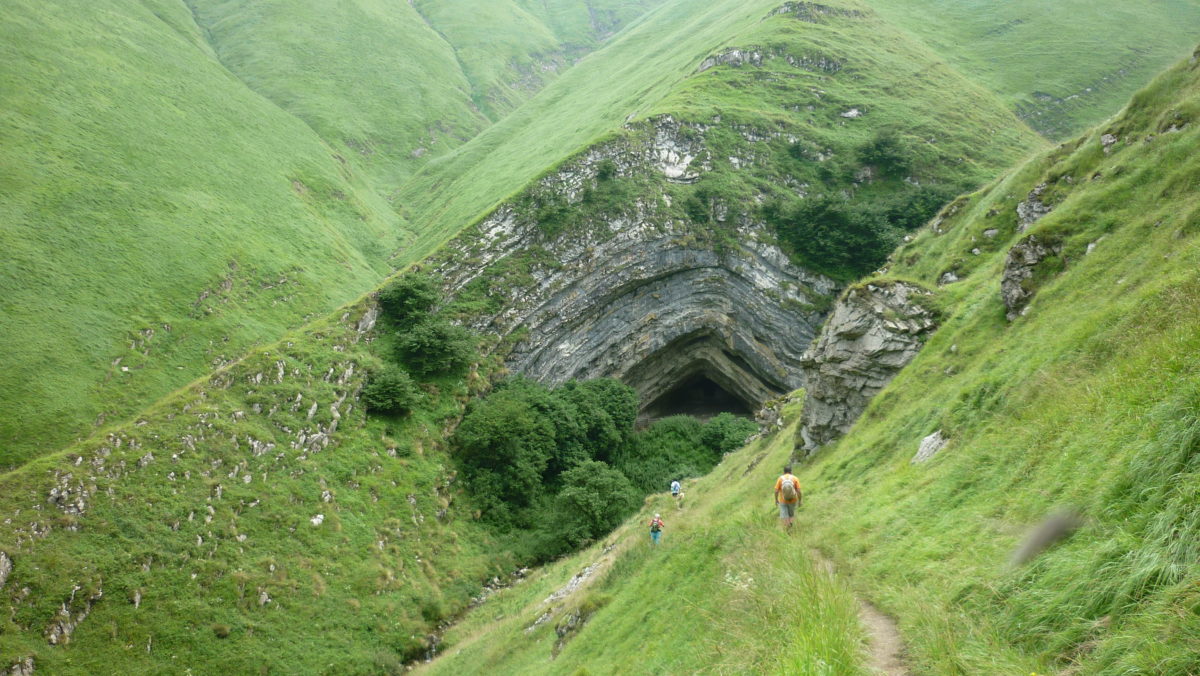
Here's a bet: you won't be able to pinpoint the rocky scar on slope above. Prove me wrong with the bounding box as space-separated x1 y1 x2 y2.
797 281 937 451
1000 235 1063 321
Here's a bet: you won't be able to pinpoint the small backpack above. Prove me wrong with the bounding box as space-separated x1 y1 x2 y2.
650 518 662 532
779 474 798 501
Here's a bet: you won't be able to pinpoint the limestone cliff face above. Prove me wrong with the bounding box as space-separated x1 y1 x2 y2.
433 116 839 412
798 281 937 451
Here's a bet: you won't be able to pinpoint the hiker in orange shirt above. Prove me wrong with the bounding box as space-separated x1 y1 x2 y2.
774 465 802 532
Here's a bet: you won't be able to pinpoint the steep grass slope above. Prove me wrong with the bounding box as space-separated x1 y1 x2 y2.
5 0 1194 471
0 299 515 673
185 0 490 190
413 0 669 121
399 0 1047 259
0 0 405 467
871 0 1200 139
419 395 871 675
187 0 666 188
799 45 1200 674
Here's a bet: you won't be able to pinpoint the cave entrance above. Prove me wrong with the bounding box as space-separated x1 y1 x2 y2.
638 372 753 427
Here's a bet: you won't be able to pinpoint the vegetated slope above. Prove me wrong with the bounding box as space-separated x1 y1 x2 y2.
412 0 670 122
0 299 515 673
0 0 405 468
799 45 1200 674
186 0 666 188
870 0 1200 139
419 395 872 675
399 0 1048 264
185 0 489 190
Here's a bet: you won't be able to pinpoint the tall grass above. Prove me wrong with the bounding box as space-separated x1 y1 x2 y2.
797 50 1200 674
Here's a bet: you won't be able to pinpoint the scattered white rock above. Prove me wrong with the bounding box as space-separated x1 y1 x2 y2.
912 430 948 463
0 551 12 590
310 514 324 526
840 108 864 118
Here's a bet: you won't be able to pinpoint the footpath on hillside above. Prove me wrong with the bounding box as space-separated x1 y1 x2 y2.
414 392 910 674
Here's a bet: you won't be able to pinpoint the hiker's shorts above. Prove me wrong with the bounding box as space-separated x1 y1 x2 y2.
778 502 796 519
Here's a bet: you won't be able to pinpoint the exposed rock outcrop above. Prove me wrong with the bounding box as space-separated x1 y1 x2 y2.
434 118 839 414
0 551 11 590
1001 235 1063 320
1016 182 1052 232
771 2 865 22
9 657 34 676
798 281 937 451
45 585 103 645
697 46 843 74
912 430 947 463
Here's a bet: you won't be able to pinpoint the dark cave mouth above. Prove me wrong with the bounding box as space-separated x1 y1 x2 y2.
638 372 754 425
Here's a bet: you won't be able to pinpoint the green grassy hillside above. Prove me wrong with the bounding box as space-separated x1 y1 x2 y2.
185 0 490 189
0 0 405 468
5 0 1195 471
871 0 1200 138
413 0 669 121
398 0 1046 262
797 45 1200 673
187 0 666 187
411 45 1200 674
419 395 871 675
0 299 514 673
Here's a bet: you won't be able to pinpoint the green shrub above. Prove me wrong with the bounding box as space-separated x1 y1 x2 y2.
394 318 476 378
379 272 440 324
700 412 758 456
532 460 639 559
857 130 913 178
452 389 557 519
361 365 422 415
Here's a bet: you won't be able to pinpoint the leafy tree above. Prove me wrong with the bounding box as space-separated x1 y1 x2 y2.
378 272 439 324
394 317 476 378
361 365 422 415
613 415 707 492
492 377 588 478
764 196 893 278
542 460 639 555
452 390 557 520
556 378 638 463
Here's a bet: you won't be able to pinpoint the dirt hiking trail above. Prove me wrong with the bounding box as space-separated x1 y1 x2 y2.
810 549 909 675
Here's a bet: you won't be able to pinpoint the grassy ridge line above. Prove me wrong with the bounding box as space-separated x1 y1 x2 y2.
421 396 869 675
869 0 1200 138
0 0 407 468
797 46 1200 674
189 0 669 188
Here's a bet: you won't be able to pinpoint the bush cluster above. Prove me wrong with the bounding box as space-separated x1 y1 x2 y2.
768 131 965 279
362 271 477 415
452 378 756 562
